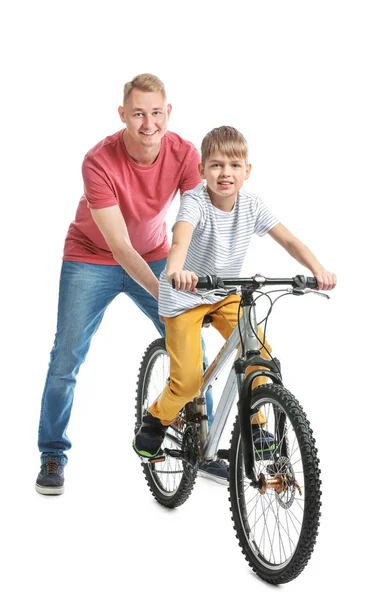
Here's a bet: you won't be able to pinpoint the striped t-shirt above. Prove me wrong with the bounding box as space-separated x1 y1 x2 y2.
158 183 279 317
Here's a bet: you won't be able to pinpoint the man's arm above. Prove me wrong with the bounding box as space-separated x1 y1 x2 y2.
166 221 197 291
268 223 337 290
179 146 202 196
90 205 160 299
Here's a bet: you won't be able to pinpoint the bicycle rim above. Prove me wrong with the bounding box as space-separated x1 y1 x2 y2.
136 339 197 505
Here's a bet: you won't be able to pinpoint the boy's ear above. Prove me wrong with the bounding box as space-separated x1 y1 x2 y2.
245 163 252 180
198 163 205 178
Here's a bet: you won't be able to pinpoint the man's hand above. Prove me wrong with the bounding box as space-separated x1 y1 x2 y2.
313 268 337 291
166 270 198 292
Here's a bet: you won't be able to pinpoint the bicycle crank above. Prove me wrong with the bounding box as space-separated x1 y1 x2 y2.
163 426 199 468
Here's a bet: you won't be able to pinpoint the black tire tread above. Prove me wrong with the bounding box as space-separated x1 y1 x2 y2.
135 338 197 509
228 383 321 584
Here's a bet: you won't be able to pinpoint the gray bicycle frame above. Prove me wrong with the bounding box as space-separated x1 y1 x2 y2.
195 301 261 462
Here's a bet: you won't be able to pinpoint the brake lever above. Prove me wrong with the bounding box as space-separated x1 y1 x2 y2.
306 290 330 300
290 288 330 300
214 286 238 296
197 286 237 298
197 288 228 298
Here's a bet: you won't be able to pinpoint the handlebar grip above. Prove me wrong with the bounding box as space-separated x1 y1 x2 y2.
172 279 175 289
196 275 215 290
293 274 318 290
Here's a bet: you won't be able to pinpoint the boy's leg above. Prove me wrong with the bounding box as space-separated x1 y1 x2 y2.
149 306 208 424
38 262 122 468
125 258 214 422
133 304 207 458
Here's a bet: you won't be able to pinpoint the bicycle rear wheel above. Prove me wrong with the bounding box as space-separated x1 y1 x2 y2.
135 338 198 508
228 383 321 584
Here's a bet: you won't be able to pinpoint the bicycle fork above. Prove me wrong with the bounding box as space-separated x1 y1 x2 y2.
236 298 283 488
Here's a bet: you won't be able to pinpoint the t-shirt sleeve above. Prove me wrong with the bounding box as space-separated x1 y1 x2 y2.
82 156 118 209
173 192 204 230
254 197 280 236
178 146 202 196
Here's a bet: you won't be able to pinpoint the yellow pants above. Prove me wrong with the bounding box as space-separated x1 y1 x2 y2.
149 295 272 426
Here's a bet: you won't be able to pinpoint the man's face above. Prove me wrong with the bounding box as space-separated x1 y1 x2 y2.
119 89 172 148
199 153 251 203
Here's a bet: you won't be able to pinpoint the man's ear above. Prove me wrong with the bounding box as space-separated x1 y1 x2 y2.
118 106 125 123
167 103 172 118
198 163 205 178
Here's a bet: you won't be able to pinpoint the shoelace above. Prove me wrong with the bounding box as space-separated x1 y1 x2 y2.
45 460 59 475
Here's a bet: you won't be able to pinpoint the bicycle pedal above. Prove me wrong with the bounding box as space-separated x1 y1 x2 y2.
138 453 166 464
149 455 166 464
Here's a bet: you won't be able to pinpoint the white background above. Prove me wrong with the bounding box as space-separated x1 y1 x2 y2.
1 1 385 598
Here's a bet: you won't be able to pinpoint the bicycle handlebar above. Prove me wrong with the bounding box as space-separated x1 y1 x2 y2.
195 274 318 291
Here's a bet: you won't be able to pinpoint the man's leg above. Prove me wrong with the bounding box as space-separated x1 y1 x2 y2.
38 262 122 469
123 258 166 336
201 336 214 427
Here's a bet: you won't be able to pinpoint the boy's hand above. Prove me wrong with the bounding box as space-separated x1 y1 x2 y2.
313 268 337 291
167 270 198 292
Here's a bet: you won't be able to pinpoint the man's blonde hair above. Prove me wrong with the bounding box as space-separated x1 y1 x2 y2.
201 126 248 164
123 73 166 103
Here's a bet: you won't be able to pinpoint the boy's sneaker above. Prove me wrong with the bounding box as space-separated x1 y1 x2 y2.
253 425 276 460
133 413 168 459
35 459 65 495
198 458 229 486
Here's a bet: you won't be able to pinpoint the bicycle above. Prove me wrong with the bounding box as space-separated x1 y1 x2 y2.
134 274 328 584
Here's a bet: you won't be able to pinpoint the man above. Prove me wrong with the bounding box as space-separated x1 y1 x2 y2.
36 73 227 495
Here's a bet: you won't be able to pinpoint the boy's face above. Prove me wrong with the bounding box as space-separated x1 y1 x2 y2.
199 153 251 206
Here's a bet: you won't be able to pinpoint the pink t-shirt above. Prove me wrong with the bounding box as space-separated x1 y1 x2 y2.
63 130 201 264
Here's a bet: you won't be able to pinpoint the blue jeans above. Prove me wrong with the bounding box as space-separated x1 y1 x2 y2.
38 260 214 465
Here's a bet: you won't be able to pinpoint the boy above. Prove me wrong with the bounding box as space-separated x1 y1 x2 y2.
133 125 336 467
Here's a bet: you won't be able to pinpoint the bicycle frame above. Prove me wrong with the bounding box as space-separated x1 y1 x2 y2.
194 296 282 466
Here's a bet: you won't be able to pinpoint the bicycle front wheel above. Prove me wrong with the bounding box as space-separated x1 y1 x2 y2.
228 383 321 584
135 338 198 509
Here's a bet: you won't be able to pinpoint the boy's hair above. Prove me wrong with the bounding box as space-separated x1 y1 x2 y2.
201 126 248 164
123 73 166 103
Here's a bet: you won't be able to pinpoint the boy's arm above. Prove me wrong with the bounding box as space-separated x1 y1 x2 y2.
166 221 198 291
268 223 337 291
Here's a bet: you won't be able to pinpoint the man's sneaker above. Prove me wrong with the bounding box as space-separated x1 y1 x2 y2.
198 458 229 486
133 412 168 460
35 459 65 495
253 425 276 460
